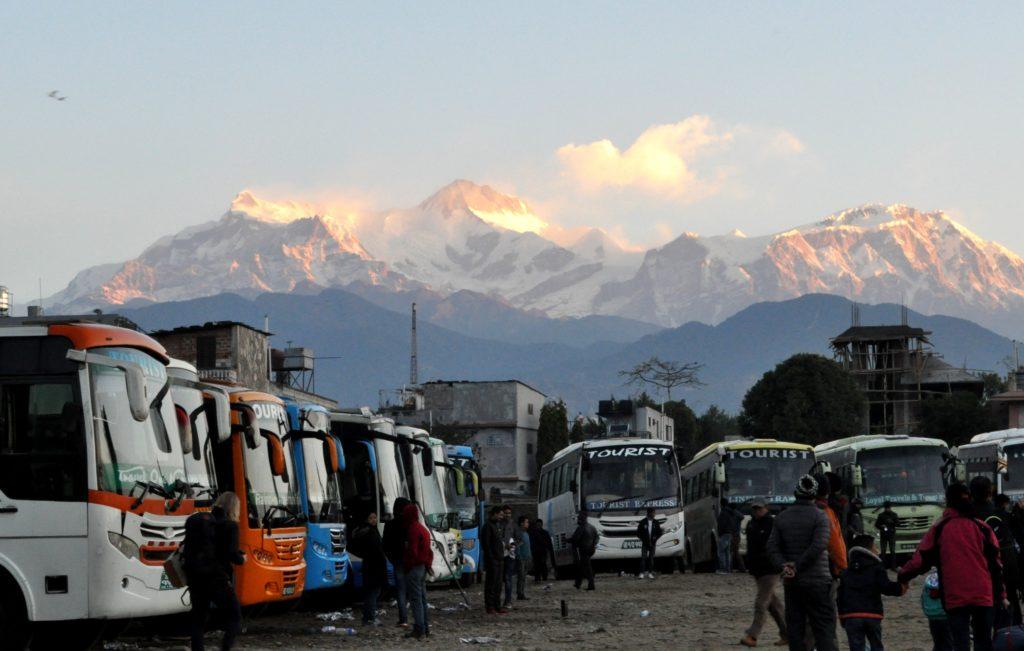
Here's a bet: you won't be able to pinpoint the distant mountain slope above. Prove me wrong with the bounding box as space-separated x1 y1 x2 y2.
544 293 1015 414
122 291 1012 416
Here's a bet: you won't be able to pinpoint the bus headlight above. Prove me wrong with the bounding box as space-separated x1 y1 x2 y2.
312 541 329 556
107 532 140 560
664 523 682 534
462 539 476 550
251 548 274 564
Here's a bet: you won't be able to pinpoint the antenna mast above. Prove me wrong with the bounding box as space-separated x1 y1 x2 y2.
410 302 418 385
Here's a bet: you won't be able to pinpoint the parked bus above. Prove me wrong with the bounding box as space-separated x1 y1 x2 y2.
281 400 349 592
445 444 483 585
212 389 306 606
814 435 953 555
167 359 231 507
0 321 201 646
537 438 685 573
395 427 462 583
958 428 1024 499
681 439 815 571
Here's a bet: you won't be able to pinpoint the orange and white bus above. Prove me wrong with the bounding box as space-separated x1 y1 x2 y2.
213 389 307 606
0 320 208 646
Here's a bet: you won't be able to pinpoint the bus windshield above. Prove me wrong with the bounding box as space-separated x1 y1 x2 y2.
300 436 343 524
582 445 679 511
450 459 480 528
169 382 216 501
91 348 187 497
859 445 946 506
417 446 449 531
244 403 301 528
725 448 814 505
1004 443 1024 494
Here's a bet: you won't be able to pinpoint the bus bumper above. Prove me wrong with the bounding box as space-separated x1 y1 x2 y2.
593 534 686 560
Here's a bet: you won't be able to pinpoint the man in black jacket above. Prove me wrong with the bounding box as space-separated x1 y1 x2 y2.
351 512 387 626
529 519 556 582
570 511 598 591
636 508 662 579
382 497 411 627
741 500 787 648
481 506 507 614
875 501 898 570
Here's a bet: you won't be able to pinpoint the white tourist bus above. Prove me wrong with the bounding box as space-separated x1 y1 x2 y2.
0 321 228 647
537 438 685 573
681 439 815 571
958 429 1024 500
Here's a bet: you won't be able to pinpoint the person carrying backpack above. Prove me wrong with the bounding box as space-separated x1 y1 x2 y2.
993 493 1022 626
899 483 1006 651
836 533 906 651
184 492 245 651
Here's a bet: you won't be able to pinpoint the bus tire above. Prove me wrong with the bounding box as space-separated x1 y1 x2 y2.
655 558 675 575
0 571 31 651
459 572 473 589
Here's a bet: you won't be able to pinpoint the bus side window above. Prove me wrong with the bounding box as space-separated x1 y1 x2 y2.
539 471 548 502
0 379 86 502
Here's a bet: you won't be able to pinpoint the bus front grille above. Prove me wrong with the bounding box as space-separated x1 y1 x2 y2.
274 537 304 562
330 528 345 555
897 516 933 530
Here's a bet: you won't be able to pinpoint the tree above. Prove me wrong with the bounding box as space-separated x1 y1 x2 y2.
663 399 699 459
697 405 740 445
740 353 865 446
916 391 1000 447
980 372 1009 401
620 357 703 404
535 400 569 471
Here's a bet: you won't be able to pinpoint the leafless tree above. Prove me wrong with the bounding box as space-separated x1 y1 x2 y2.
619 357 704 403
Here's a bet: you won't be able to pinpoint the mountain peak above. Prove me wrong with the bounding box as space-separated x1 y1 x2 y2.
419 179 547 234
229 190 320 224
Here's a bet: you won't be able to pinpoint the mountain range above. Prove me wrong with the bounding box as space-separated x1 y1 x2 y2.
121 291 1015 415
46 180 1024 338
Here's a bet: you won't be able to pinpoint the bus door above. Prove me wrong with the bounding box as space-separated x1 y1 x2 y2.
338 438 379 527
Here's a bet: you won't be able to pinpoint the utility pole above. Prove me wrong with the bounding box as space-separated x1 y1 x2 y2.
410 302 418 386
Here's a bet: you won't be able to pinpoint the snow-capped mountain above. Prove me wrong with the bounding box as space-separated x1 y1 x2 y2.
46 186 1024 337
590 205 1024 332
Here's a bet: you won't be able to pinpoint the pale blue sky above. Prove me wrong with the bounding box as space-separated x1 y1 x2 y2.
2 2 1023 306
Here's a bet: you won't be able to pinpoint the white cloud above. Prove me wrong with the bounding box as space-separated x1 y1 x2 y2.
555 116 805 202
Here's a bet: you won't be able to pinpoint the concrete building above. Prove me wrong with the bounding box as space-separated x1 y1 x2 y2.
384 380 546 495
596 399 673 443
152 321 336 409
831 322 985 435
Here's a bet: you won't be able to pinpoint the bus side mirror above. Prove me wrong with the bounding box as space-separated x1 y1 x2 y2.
267 435 286 476
955 460 967 483
455 469 466 496
205 387 232 443
233 405 261 448
123 364 150 422
999 452 1009 476
421 447 433 477
324 439 340 474
714 462 726 485
851 465 864 488
175 405 194 454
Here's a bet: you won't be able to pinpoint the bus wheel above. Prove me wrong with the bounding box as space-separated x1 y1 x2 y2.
0 578 31 651
681 544 694 573
32 620 104 650
655 558 675 575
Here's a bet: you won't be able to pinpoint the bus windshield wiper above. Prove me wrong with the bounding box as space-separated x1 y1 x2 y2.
261 504 304 533
129 480 172 509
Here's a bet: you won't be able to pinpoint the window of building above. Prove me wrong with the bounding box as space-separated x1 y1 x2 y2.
527 403 534 416
196 336 217 369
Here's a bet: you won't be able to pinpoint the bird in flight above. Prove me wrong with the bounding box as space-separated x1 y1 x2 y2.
47 90 67 101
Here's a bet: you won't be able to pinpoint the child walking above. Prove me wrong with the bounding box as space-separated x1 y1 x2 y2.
836 533 906 651
921 572 953 651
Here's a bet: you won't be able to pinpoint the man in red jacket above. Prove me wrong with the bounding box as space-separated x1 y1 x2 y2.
899 483 1005 651
402 503 434 639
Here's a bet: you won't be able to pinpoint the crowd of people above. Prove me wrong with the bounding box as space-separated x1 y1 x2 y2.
733 472 1024 651
179 475 1024 651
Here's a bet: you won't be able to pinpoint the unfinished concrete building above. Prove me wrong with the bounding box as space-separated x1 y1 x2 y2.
831 316 984 435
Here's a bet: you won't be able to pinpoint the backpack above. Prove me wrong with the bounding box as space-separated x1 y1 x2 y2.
182 511 218 582
985 512 1020 578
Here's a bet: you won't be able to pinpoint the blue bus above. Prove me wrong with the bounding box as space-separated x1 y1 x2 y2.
445 445 483 586
281 400 350 591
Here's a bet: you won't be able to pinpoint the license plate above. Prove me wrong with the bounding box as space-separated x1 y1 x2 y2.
283 585 295 596
623 539 642 550
159 571 175 591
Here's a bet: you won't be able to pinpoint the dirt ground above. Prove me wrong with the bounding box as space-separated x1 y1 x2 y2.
108 570 937 650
